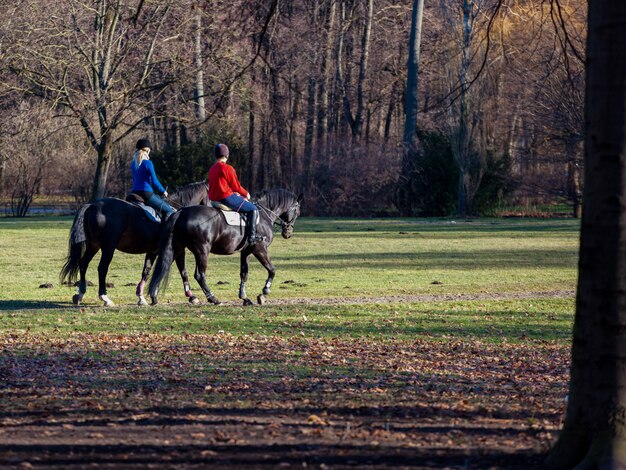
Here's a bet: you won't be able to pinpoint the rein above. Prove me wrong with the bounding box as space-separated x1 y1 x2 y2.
167 197 182 210
256 202 288 229
255 198 299 231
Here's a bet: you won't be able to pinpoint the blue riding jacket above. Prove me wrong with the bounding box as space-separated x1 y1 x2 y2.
131 159 166 194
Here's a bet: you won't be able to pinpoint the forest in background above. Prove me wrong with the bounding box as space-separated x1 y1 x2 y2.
0 0 585 217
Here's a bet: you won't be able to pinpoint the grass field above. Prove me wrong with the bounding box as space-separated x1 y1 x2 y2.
0 216 578 299
0 216 579 468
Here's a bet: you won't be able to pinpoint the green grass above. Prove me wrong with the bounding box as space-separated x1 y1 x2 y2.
1 298 574 343
0 216 579 343
0 216 579 300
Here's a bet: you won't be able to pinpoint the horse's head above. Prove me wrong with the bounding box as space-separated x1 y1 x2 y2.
279 193 303 239
255 190 303 239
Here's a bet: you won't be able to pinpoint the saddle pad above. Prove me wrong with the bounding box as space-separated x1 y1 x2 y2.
210 200 259 227
221 211 246 226
130 201 161 223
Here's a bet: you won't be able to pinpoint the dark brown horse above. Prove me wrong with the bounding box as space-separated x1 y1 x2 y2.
148 189 303 306
60 182 209 306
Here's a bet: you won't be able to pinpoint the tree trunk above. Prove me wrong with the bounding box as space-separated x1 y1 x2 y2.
194 12 206 141
547 1 626 468
270 69 287 186
567 141 583 219
247 90 257 188
303 77 316 189
384 84 396 143
335 0 353 143
571 162 582 219
303 0 319 185
402 0 425 152
353 0 373 139
91 135 113 200
317 0 336 161
455 0 473 217
289 81 301 189
399 0 425 211
258 118 268 189
0 153 5 191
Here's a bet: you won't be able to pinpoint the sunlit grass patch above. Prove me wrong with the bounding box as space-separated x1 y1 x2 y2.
0 298 573 344
0 216 579 305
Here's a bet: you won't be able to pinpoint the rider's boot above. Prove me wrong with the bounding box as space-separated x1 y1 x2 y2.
246 209 265 245
162 209 175 223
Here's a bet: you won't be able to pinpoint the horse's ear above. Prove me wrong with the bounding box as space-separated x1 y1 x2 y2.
297 193 304 204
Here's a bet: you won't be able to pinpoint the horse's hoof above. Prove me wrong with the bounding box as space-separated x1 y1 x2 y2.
208 296 221 305
257 294 266 305
243 298 254 307
100 295 115 307
72 294 81 305
137 296 149 306
189 296 200 305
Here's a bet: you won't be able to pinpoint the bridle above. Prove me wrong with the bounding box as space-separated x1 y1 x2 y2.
256 200 300 231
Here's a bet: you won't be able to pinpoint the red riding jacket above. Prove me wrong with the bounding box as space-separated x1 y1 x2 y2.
207 161 250 201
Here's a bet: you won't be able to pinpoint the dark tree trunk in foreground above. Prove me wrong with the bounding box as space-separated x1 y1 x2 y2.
547 1 626 468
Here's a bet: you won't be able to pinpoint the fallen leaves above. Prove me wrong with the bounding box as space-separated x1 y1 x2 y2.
307 414 329 426
0 331 568 468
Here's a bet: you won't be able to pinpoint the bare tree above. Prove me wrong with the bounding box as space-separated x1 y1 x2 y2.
7 0 177 200
0 100 58 216
335 0 373 141
0 0 591 217
438 0 488 216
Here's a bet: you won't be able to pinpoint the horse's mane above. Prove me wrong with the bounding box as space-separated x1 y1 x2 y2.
254 188 296 210
170 181 206 206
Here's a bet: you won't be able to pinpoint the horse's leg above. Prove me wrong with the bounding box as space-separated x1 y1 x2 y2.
239 251 254 307
97 247 116 307
253 248 276 305
74 245 97 305
192 250 221 305
175 251 199 305
136 253 155 306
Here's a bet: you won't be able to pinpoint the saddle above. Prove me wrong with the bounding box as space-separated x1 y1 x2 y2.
210 200 259 227
125 193 162 223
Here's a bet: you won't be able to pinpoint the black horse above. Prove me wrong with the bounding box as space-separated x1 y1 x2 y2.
60 182 209 306
148 189 303 306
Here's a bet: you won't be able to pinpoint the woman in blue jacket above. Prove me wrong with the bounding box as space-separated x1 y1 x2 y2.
130 138 175 217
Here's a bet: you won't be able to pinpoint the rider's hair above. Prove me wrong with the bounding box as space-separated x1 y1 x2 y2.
132 148 150 168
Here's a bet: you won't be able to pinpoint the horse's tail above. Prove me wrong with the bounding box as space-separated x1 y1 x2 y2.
59 204 90 284
148 210 183 299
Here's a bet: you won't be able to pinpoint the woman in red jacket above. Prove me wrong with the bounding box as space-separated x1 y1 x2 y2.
208 143 264 245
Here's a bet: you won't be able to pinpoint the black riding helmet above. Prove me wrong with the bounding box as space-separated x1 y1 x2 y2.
136 138 151 150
